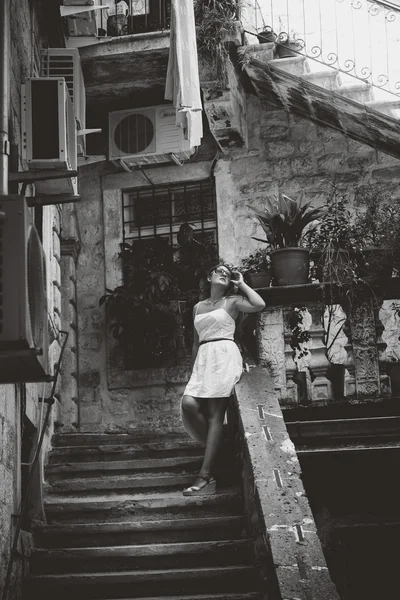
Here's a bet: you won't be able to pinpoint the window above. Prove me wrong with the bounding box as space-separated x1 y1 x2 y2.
123 179 217 252
121 180 218 369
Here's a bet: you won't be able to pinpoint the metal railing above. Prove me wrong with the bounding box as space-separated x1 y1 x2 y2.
243 0 400 98
100 0 171 37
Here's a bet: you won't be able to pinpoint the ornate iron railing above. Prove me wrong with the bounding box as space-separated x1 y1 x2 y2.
243 0 400 98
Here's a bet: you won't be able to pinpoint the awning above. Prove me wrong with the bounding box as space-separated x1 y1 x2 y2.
165 0 203 149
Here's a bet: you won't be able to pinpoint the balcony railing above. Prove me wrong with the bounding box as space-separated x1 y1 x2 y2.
102 0 170 36
255 279 400 406
242 0 400 99
64 0 171 39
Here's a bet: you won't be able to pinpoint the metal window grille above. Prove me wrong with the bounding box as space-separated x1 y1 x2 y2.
123 179 218 252
121 179 218 369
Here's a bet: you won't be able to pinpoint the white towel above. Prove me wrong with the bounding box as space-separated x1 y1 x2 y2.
165 0 203 148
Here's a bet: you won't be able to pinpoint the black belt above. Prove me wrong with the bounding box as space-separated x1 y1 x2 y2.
199 338 235 346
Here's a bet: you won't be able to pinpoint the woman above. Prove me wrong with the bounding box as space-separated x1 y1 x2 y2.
181 264 266 496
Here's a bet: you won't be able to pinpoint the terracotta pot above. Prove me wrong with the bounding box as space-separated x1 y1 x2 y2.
257 28 276 43
245 270 271 289
271 248 310 286
276 39 302 58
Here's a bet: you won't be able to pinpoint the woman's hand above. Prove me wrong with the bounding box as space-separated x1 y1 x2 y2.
231 271 245 288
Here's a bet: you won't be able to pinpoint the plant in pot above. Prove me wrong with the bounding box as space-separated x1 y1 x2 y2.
194 0 241 86
256 25 276 44
100 236 185 369
307 191 361 296
275 28 303 58
352 195 400 283
240 247 271 288
248 192 325 286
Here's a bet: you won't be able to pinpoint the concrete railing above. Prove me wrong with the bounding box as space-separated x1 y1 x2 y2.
229 368 340 599
255 282 400 407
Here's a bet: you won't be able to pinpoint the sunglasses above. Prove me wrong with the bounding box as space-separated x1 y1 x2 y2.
213 267 231 277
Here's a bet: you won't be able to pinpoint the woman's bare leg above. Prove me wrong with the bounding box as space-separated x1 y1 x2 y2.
181 395 208 444
199 397 230 478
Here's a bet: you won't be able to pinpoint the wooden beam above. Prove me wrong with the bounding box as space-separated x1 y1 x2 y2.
9 170 78 183
26 195 81 207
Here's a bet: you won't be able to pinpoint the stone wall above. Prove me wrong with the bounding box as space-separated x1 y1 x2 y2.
75 161 214 433
1 0 64 596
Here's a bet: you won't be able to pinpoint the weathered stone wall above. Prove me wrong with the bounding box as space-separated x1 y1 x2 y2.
75 161 214 432
1 1 64 595
216 96 400 267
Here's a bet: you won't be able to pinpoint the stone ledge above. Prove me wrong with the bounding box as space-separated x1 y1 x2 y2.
233 368 340 599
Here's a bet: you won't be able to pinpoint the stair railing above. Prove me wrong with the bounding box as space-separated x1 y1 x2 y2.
243 0 400 98
1 330 69 600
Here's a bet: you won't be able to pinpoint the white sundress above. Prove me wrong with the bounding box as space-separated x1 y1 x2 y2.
181 303 243 441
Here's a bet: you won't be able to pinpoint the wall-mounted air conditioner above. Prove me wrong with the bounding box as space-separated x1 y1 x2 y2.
21 77 78 195
108 105 195 167
0 196 50 383
41 48 86 129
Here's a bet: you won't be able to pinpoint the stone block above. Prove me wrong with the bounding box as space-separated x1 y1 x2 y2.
291 156 315 175
79 370 100 388
371 165 400 181
265 141 296 159
80 404 102 424
271 159 293 180
317 153 346 173
260 124 289 141
298 140 325 156
51 260 61 288
53 285 62 317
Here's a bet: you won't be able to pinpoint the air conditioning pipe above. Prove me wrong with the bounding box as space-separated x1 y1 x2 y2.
0 0 10 195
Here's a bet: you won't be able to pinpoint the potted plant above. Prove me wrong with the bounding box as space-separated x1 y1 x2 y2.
240 248 271 288
275 30 302 58
352 196 400 282
256 25 276 44
307 190 361 293
100 236 186 369
248 192 325 286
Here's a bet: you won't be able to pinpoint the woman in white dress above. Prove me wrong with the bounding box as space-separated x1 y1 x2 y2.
181 264 265 496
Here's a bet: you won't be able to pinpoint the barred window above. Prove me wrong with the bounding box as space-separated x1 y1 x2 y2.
123 180 217 252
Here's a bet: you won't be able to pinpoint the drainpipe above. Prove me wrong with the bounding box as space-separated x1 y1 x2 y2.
0 0 10 195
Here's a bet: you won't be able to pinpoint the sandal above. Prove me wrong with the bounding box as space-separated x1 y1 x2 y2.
182 475 216 496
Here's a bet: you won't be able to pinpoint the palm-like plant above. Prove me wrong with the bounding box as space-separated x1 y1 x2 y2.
248 192 325 249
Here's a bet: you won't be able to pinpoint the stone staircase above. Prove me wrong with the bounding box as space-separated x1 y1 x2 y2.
247 44 400 119
24 432 264 600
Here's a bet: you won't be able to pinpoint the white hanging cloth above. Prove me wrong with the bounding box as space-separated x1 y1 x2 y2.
165 0 203 148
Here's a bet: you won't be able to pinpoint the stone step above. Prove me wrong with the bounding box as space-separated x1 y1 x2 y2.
25 565 261 599
269 55 309 76
51 432 200 448
45 473 201 495
46 456 205 480
48 443 204 464
44 489 244 524
365 99 400 118
33 516 247 548
97 595 261 600
30 539 254 574
335 82 374 103
302 69 340 91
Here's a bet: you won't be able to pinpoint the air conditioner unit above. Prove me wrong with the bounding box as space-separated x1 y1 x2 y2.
108 105 195 167
41 48 86 130
21 77 78 195
0 196 50 383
